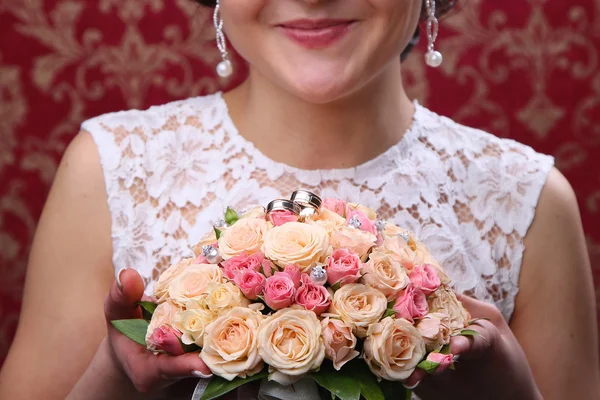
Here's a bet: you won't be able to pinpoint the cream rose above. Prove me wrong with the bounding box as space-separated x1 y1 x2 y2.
346 203 377 220
364 317 426 381
381 235 417 272
321 317 359 370
262 222 330 273
428 289 470 334
172 307 216 347
329 283 387 338
218 217 270 260
416 312 452 352
258 307 325 385
145 301 180 350
305 208 347 234
205 282 249 313
361 252 410 300
240 205 267 220
330 227 376 261
201 307 264 381
153 258 195 303
167 264 223 307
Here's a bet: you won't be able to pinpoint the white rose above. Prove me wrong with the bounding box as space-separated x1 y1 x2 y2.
201 307 264 381
172 307 217 347
262 222 330 273
258 308 325 385
364 317 426 381
361 252 410 300
218 217 270 260
305 208 347 234
205 282 249 313
329 283 387 338
167 264 223 307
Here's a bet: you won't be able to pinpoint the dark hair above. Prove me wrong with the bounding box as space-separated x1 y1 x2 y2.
195 0 456 61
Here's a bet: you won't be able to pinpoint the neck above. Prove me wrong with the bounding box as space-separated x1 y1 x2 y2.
224 61 415 170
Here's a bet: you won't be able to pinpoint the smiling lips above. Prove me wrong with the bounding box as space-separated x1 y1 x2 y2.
277 19 356 49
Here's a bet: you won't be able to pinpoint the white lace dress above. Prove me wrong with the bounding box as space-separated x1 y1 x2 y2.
83 92 553 323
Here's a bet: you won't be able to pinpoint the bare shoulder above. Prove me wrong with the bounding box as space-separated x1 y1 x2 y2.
0 131 115 399
511 167 600 398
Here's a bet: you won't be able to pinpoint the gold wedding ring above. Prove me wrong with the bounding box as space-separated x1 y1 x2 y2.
266 199 302 215
290 190 322 218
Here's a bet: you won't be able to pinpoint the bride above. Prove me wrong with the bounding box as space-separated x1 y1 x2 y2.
1 0 598 399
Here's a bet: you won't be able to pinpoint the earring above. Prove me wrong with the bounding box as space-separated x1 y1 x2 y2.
424 0 443 68
214 0 233 78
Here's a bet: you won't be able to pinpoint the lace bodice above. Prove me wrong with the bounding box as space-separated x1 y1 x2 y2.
83 92 553 321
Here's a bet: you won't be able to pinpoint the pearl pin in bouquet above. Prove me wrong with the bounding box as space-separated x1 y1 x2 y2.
112 190 482 400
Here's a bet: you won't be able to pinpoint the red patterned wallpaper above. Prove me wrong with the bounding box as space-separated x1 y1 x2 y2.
1 0 599 365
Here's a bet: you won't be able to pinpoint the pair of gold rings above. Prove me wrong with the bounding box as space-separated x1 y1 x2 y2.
267 190 322 220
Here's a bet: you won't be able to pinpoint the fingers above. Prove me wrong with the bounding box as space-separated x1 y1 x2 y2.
455 293 503 323
403 368 427 389
155 353 212 380
450 319 496 360
105 269 146 322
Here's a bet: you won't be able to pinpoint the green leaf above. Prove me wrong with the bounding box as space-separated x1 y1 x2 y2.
177 336 200 354
458 329 489 344
416 359 439 374
379 380 409 400
137 301 158 321
383 308 396 319
214 227 222 240
200 370 268 400
467 317 491 325
111 319 149 346
225 207 239 225
331 282 342 292
311 362 361 400
344 360 384 400
440 344 452 355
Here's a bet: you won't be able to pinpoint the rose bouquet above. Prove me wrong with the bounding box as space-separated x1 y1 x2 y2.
112 190 478 400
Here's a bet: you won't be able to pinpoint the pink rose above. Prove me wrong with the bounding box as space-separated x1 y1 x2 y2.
393 285 428 323
261 259 276 278
221 252 265 280
268 210 299 226
346 209 377 235
409 264 441 296
264 272 296 310
295 275 331 316
322 198 347 217
321 317 359 370
233 269 267 300
426 352 454 373
147 325 184 356
283 265 302 288
327 249 362 286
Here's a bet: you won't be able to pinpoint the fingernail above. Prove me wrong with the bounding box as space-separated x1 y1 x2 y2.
403 381 420 390
453 355 460 362
192 371 213 379
116 268 127 291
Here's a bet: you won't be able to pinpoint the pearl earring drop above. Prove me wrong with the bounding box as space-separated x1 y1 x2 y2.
214 0 233 78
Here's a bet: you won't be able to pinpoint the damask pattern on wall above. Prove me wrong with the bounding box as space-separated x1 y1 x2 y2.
0 0 599 364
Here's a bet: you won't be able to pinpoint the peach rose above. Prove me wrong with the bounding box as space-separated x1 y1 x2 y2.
218 217 270 260
201 307 264 381
364 317 426 381
205 282 249 313
172 307 216 347
145 301 179 348
321 317 359 370
167 264 223 308
361 252 410 300
305 208 347 234
327 248 362 287
428 289 471 334
322 198 347 217
416 312 451 352
381 235 417 272
153 258 195 303
239 206 267 220
192 230 220 256
258 308 325 385
346 203 377 220
330 227 376 261
329 283 387 338
262 222 330 273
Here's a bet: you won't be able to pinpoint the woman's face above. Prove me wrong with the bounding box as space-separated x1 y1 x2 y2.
221 0 422 103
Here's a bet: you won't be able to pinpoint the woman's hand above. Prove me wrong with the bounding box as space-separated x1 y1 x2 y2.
103 269 212 394
403 294 542 400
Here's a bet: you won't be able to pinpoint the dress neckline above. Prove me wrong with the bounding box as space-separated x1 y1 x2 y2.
215 92 424 181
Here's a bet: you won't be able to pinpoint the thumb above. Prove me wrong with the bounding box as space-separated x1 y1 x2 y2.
455 293 496 320
155 352 212 379
104 268 146 322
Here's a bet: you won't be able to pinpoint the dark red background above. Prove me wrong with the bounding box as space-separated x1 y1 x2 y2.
1 0 599 364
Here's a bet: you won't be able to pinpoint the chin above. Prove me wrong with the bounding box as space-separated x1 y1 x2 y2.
279 66 363 104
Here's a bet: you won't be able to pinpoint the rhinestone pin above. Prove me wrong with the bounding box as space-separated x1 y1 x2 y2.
202 245 220 263
348 215 362 229
398 231 410 243
375 220 388 232
213 219 227 228
309 266 328 285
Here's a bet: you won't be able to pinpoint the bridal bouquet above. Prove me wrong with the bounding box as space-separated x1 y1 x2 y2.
113 190 478 400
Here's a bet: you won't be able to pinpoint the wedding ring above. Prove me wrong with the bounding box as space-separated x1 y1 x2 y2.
266 199 302 215
290 190 322 218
